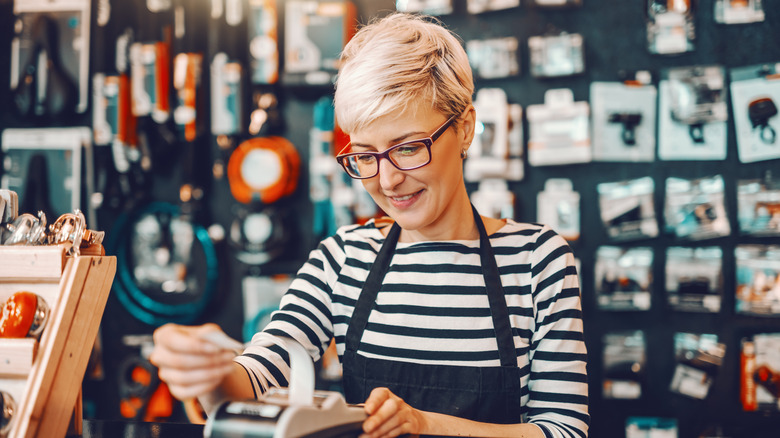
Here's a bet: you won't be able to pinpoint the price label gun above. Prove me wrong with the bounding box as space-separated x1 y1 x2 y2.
204 338 367 438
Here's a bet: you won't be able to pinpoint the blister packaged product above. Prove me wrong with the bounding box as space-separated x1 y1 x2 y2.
714 0 765 24
603 330 646 399
470 179 515 220
598 177 658 241
1 128 90 221
737 176 780 236
664 175 730 240
590 81 657 162
528 32 585 78
740 333 780 412
466 37 520 79
658 66 728 161
527 88 591 166
537 178 580 241
594 246 653 311
666 246 723 313
670 333 725 400
465 89 523 181
646 0 695 55
735 245 780 316
10 0 91 118
729 63 780 163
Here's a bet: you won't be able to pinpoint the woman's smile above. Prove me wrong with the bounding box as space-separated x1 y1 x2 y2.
387 189 424 208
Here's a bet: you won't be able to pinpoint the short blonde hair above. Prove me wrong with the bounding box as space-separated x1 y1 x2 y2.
334 13 474 134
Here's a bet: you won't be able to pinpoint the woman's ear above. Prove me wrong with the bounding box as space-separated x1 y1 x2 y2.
459 105 477 153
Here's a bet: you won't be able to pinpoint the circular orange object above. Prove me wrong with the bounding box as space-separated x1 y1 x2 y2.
227 136 300 204
0 291 49 338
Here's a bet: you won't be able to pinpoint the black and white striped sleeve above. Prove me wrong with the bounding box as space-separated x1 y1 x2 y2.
525 226 590 438
233 230 348 396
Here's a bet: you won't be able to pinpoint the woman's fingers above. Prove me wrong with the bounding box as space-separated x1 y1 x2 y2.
152 323 223 355
361 388 420 438
150 346 235 369
150 323 238 401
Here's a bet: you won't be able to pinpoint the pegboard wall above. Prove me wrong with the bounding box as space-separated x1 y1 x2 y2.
1 0 780 436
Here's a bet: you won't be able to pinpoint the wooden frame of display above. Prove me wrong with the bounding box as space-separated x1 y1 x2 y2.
0 246 116 438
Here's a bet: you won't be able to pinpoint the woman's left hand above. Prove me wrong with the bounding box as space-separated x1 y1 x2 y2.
360 387 426 438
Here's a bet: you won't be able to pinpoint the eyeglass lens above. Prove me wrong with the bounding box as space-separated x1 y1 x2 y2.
343 142 430 178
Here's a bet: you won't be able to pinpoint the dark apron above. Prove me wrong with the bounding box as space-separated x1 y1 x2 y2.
342 206 523 424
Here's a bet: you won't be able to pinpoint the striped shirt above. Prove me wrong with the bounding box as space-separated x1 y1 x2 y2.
236 218 589 438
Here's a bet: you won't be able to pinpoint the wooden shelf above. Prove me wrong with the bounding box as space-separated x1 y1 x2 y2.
0 246 116 438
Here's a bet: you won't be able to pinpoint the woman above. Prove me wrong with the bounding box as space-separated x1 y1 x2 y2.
150 13 589 438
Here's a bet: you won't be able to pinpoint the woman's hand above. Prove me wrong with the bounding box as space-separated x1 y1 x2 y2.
149 323 238 401
360 387 426 438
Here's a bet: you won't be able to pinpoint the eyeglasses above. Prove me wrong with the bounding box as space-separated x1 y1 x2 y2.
336 115 457 179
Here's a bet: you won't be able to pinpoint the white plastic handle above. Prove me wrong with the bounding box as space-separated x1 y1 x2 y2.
283 338 315 406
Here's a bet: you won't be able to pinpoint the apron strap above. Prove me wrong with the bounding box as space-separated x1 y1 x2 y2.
472 205 517 367
345 221 401 353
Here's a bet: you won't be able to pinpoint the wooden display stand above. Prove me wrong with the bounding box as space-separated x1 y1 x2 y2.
0 246 116 438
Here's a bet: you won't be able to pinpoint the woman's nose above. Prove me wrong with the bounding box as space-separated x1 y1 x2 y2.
378 157 404 189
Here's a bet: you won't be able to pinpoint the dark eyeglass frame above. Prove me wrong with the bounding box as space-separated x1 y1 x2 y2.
336 115 458 180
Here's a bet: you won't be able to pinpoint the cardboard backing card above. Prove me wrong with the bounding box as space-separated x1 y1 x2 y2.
729 63 780 163
590 81 657 162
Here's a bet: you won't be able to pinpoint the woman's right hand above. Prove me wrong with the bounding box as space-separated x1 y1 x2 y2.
149 323 239 401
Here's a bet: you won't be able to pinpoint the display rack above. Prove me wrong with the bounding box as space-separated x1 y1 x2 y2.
0 246 116 438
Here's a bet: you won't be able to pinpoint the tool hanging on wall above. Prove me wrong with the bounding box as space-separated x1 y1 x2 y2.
130 2 172 125
227 136 300 205
118 335 175 422
247 0 279 85
11 13 79 124
91 1 159 214
171 0 216 260
229 206 290 266
17 154 58 223
119 1 179 179
310 97 338 239
208 0 247 181
10 0 91 123
106 202 219 326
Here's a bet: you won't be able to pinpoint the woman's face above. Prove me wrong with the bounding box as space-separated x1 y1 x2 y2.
348 105 475 241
